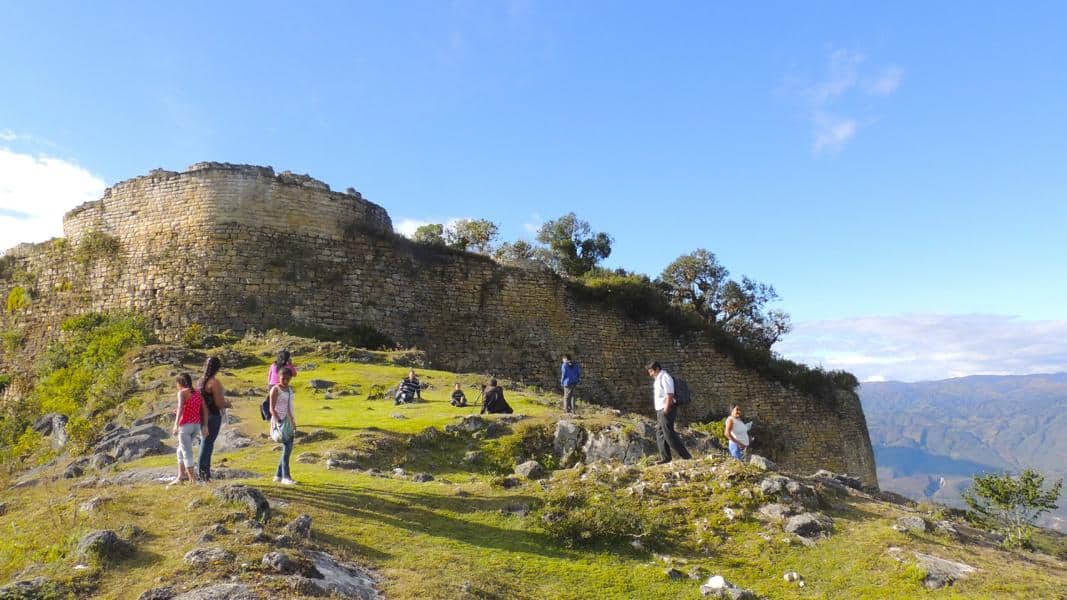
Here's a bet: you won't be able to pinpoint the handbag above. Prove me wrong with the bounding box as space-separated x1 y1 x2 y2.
269 388 295 442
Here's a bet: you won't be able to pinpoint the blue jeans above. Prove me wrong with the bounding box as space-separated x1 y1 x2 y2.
729 440 745 461
198 413 222 480
276 439 293 480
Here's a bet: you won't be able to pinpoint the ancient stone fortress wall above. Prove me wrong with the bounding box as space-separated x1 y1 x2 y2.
0 163 877 486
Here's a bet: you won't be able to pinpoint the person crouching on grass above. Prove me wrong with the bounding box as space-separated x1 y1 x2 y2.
171 373 208 485
270 367 298 485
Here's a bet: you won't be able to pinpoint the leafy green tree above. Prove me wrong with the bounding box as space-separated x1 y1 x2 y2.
494 240 538 264
962 468 1063 549
412 223 446 246
445 219 500 253
535 213 612 277
659 250 791 348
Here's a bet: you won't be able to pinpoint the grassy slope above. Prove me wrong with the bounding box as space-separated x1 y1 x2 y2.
1 342 1065 599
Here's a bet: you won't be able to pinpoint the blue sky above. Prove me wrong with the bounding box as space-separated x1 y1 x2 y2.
2 2 1065 381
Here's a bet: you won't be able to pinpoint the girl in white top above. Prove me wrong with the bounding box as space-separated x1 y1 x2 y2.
270 367 297 485
725 405 751 461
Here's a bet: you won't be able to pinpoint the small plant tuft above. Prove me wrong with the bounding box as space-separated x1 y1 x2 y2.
5 286 30 314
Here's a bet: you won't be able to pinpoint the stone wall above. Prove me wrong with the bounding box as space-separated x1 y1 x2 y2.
0 164 877 486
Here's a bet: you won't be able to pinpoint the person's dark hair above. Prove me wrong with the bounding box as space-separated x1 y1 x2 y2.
731 405 742 413
490 378 498 387
645 361 661 372
200 356 222 394
562 354 571 361
176 373 193 389
280 366 294 378
275 349 291 370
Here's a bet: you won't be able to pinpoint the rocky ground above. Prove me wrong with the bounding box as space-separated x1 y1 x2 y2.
1 333 1064 599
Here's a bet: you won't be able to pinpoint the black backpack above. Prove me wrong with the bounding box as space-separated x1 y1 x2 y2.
260 394 272 421
673 376 692 406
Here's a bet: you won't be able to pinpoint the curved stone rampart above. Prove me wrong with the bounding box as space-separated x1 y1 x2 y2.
1 164 877 486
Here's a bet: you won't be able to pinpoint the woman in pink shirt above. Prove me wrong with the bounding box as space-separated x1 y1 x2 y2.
267 349 297 386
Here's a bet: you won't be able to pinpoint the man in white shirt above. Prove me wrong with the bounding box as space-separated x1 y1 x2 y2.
646 361 692 464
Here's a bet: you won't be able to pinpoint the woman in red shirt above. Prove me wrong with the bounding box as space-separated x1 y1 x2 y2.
171 373 208 484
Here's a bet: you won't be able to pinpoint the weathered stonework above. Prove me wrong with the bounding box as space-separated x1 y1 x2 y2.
0 163 877 486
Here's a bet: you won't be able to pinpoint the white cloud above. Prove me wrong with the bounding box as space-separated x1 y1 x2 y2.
866 66 904 96
793 49 903 155
395 218 433 238
812 113 857 155
776 313 1067 382
0 147 106 250
394 217 467 238
0 130 17 142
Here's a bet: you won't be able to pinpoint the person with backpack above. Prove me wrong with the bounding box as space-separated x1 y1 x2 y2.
267 349 297 387
197 356 230 482
170 373 208 485
480 378 514 415
269 366 298 485
724 405 751 461
645 361 691 464
560 354 582 414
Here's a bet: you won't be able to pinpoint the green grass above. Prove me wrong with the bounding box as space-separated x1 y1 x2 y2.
1 338 1065 599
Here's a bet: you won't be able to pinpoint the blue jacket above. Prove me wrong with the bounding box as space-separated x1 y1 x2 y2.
561 361 582 387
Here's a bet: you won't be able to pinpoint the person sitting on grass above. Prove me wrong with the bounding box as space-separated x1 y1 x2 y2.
450 383 468 407
170 373 208 485
395 369 422 405
480 378 514 415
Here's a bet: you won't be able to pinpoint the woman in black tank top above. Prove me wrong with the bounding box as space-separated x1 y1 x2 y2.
197 357 226 480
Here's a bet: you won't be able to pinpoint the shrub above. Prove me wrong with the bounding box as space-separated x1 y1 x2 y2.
963 469 1063 549
482 422 555 473
1 328 24 353
0 255 15 280
5 286 30 313
183 323 206 348
0 373 10 392
74 230 123 265
540 481 668 549
31 312 150 435
9 428 43 463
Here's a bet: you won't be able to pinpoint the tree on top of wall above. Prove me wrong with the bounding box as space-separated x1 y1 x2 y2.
659 249 791 349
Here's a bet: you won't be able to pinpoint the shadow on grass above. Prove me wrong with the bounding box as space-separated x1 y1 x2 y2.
268 481 573 560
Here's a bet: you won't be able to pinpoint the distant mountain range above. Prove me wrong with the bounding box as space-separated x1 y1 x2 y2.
860 372 1067 532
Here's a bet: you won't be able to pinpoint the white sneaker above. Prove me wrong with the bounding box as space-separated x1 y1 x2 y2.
273 476 281 482
280 478 297 486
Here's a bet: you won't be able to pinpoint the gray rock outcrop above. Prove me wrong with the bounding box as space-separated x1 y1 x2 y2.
215 484 270 523
783 512 834 539
183 547 236 568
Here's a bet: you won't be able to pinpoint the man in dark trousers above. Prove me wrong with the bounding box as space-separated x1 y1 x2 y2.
646 361 691 464
560 354 582 414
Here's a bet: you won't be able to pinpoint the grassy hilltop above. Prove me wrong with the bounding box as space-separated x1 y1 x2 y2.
0 331 1065 599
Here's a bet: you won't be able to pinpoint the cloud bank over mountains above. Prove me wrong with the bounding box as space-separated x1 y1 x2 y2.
777 313 1067 383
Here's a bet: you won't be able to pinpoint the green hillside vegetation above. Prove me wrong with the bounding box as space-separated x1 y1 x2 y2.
0 331 1064 599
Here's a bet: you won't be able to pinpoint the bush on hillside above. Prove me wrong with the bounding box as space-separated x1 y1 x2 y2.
0 313 155 465
5 286 30 314
964 469 1063 549
567 270 858 398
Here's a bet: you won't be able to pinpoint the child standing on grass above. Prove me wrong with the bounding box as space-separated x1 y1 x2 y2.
270 366 297 485
171 373 208 485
